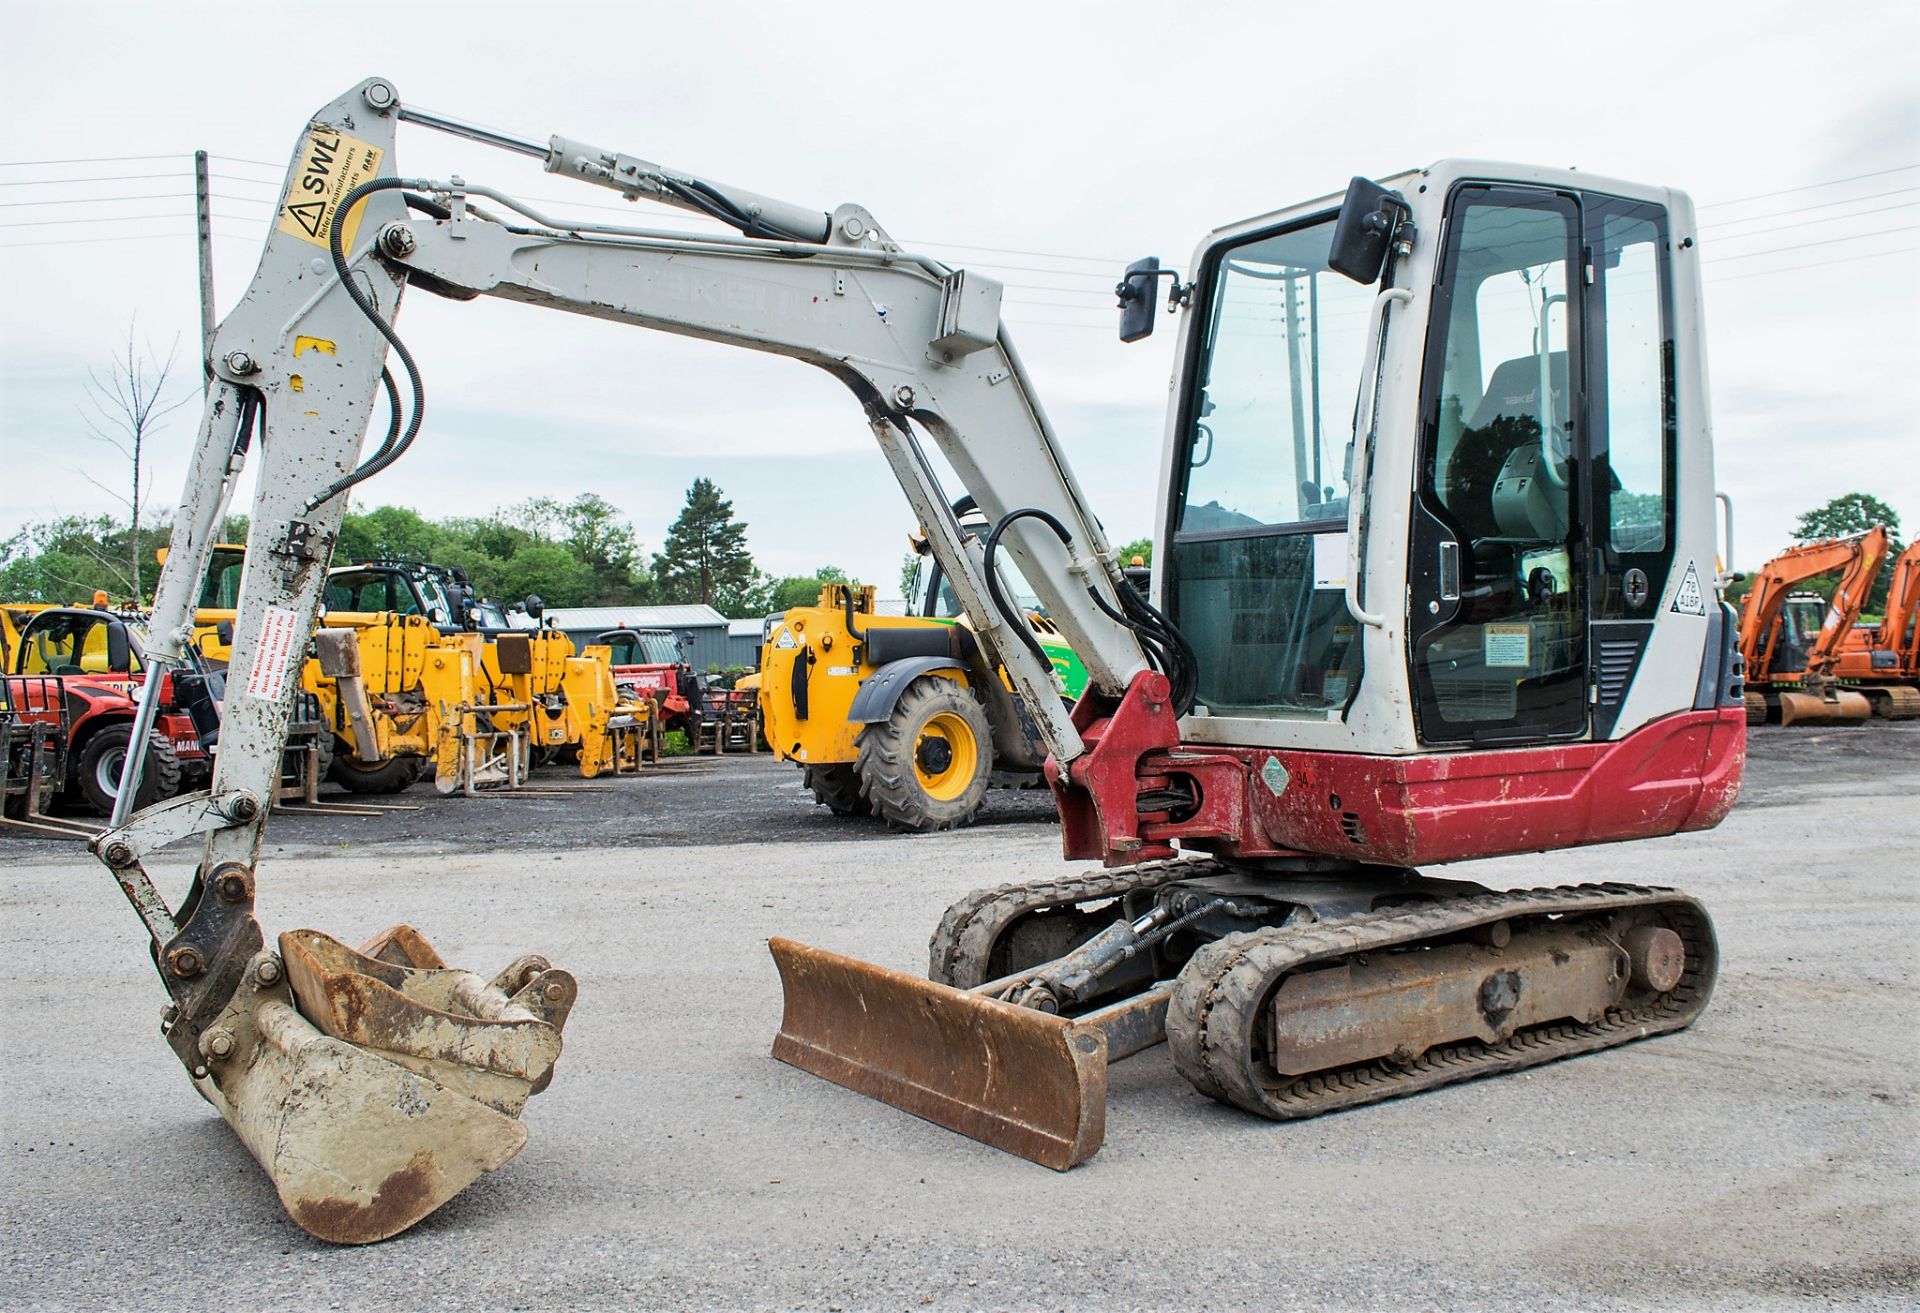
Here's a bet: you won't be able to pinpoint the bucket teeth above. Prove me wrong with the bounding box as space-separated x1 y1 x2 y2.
769 937 1106 1170
198 925 572 1244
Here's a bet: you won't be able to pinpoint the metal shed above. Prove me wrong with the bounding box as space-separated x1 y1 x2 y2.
541 604 733 671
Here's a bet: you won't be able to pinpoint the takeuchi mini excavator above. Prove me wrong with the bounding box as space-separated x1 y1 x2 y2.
1734 527 1890 726
104 78 1743 1243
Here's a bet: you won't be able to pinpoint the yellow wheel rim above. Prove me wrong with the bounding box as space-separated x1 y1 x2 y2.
912 711 980 802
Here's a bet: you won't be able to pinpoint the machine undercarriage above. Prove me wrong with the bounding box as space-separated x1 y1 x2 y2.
773 860 1714 1168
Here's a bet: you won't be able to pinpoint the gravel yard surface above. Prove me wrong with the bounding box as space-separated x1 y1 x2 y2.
2 725 1915 1311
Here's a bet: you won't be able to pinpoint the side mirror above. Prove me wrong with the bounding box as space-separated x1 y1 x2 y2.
1328 176 1410 284
105 621 132 673
1116 257 1162 342
523 593 545 621
216 620 235 645
678 632 695 651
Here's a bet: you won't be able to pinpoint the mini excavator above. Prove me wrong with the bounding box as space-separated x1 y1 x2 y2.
99 78 1744 1242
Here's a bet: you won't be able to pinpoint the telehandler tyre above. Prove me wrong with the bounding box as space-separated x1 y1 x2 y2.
804 763 873 817
75 723 182 817
328 742 427 795
855 676 992 831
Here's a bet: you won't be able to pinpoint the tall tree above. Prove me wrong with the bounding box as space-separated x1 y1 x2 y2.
651 479 758 612
768 565 849 611
1792 493 1902 546
559 493 651 604
1789 493 1905 613
77 327 190 597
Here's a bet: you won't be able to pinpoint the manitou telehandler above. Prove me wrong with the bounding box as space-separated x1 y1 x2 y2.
98 79 1741 1243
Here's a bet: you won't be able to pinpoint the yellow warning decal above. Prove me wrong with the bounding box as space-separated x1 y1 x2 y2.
275 127 385 252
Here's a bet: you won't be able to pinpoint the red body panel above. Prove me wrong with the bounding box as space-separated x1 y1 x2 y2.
4 673 210 763
611 663 695 731
1050 672 1745 870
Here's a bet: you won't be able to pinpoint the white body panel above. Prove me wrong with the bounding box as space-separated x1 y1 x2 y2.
1156 160 1717 757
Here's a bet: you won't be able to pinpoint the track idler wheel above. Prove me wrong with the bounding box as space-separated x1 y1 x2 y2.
1167 885 1715 1120
196 925 576 1244
1866 685 1920 719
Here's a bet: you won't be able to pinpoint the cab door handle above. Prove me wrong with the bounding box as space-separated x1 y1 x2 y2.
1437 541 1461 603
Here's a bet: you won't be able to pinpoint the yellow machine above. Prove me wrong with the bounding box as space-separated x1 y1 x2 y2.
760 504 1090 831
761 582 1008 830
191 548 652 794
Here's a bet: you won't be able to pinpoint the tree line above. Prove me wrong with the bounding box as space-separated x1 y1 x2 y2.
0 477 861 619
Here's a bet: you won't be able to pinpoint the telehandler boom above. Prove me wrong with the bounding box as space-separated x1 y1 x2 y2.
102 78 1743 1242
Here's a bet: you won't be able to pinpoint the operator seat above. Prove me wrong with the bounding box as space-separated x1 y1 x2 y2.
1444 352 1568 543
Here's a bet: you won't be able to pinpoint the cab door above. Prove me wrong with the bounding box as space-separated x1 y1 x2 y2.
1406 186 1589 745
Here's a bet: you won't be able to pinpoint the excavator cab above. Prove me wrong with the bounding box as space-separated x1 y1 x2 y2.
773 166 1743 1166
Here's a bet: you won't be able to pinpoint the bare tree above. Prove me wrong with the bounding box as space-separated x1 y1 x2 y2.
77 325 191 595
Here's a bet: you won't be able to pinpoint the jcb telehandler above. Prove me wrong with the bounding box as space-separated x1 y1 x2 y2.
761 499 1090 830
100 79 1741 1243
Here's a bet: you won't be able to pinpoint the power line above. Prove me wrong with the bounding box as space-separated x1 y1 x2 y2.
1706 199 1919 244
0 230 261 251
1708 242 1920 284
1708 223 1918 263
0 153 190 168
0 191 275 209
1697 164 1919 211
0 170 278 189
0 211 265 230
1703 183 1920 229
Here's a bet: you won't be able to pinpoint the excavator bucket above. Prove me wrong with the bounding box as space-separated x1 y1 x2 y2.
768 937 1106 1170
195 924 576 1244
1776 688 1871 727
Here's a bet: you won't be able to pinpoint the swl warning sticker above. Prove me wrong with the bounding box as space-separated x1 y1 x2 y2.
244 606 303 702
1484 623 1531 668
276 127 385 251
1669 560 1708 616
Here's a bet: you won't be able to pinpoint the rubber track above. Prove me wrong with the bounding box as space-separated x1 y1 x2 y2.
928 856 1227 987
1166 882 1717 1118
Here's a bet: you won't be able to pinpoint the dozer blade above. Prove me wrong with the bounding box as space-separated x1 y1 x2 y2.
769 937 1106 1170
193 925 575 1244
1777 688 1871 727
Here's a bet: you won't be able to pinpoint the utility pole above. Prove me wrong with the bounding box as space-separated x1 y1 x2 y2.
194 150 215 386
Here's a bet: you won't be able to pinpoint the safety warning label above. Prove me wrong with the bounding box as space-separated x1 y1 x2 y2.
1669 561 1707 616
244 606 303 702
276 127 385 251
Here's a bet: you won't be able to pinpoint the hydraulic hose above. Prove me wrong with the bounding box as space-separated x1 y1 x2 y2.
303 176 429 510
984 506 1197 717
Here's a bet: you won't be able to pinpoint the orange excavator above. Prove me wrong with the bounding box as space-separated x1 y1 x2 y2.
1735 527 1889 726
1832 539 1920 718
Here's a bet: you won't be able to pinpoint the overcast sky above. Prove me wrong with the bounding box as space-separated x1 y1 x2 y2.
2 0 1914 596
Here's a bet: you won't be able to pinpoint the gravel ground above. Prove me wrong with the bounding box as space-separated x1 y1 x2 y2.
1 726 1915 1311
